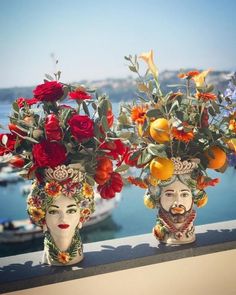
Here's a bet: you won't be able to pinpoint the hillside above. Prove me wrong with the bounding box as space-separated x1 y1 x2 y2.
0 70 232 103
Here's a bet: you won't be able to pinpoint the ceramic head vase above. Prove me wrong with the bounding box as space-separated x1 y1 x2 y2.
145 158 205 244
118 51 235 245
27 165 94 265
0 73 127 266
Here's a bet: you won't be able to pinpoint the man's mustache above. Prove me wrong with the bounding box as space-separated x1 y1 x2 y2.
170 204 186 215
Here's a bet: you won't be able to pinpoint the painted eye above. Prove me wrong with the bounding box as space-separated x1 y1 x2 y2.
165 193 174 197
182 192 190 197
48 210 58 215
67 209 77 214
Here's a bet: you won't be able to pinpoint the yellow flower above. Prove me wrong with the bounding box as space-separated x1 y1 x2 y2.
83 182 94 199
139 49 158 79
192 69 211 87
29 207 45 223
57 252 70 264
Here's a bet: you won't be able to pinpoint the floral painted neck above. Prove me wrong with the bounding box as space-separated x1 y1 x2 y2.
44 230 83 265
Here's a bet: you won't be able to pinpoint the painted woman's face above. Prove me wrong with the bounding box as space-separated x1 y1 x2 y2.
160 180 193 215
45 194 80 239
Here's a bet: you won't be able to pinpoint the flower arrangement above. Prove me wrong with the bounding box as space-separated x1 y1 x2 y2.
0 71 128 214
118 50 236 208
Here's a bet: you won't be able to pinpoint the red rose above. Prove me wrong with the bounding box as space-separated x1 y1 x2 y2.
45 114 63 141
16 97 39 108
32 140 67 168
33 81 64 102
99 139 126 160
68 114 94 141
0 134 16 156
69 90 91 100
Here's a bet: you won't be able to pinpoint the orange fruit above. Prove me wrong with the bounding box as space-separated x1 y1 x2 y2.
150 157 174 180
149 118 170 143
204 146 226 169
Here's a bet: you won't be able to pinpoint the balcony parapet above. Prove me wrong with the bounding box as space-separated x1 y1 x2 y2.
0 219 236 294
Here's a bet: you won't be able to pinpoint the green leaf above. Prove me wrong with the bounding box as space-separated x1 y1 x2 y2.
101 115 109 132
12 101 19 113
45 74 54 81
147 144 166 155
208 106 216 116
21 136 39 143
211 101 220 114
124 56 130 61
82 101 90 116
115 165 130 173
91 102 97 110
137 149 152 165
206 84 214 92
130 149 142 161
146 109 160 118
98 99 110 118
129 66 137 73
168 100 179 114
60 108 73 126
86 174 95 186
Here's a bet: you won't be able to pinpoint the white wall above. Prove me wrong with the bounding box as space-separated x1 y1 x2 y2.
6 249 236 295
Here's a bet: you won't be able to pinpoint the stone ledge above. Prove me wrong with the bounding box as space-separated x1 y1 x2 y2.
0 220 236 294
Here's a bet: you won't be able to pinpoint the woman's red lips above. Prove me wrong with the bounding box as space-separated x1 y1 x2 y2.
58 224 70 229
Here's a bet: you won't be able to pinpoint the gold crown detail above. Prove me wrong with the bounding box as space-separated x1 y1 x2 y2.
44 165 84 182
171 157 199 175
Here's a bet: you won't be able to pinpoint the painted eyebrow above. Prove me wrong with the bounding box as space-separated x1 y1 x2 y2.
164 190 174 192
67 204 77 208
49 205 59 208
181 189 190 192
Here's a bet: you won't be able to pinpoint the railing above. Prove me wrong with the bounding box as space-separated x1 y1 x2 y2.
0 220 236 294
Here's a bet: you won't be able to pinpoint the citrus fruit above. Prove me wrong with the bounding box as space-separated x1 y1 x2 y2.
196 194 208 208
204 146 226 169
150 157 174 180
149 118 170 143
144 195 156 209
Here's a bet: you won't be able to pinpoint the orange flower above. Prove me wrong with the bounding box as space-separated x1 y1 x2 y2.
83 182 94 199
29 207 45 223
131 105 148 125
172 127 194 143
57 252 70 264
178 71 200 79
196 175 220 190
229 119 236 132
81 208 91 216
45 181 62 197
196 92 217 101
127 176 148 189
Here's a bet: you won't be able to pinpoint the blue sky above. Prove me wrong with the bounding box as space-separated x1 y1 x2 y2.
0 0 236 88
